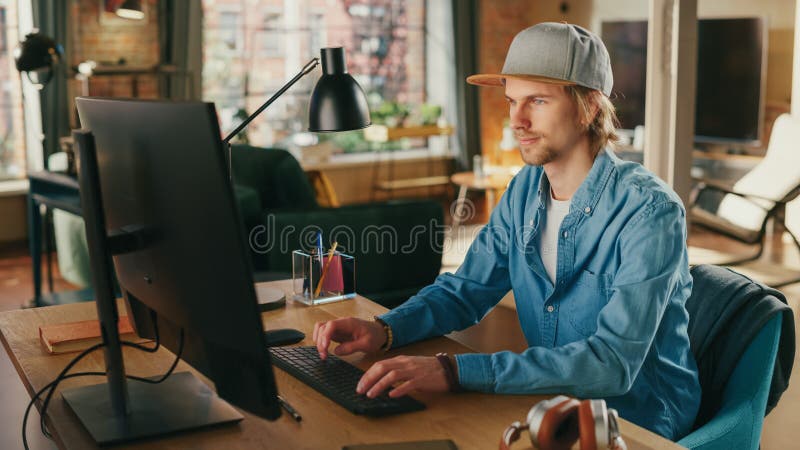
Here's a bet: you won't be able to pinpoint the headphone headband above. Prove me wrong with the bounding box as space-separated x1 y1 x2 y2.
590 399 610 448
500 396 628 450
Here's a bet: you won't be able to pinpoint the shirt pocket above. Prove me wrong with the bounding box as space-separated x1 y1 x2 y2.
565 270 613 338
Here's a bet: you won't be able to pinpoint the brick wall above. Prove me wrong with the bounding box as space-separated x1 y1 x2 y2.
68 0 160 126
476 0 592 164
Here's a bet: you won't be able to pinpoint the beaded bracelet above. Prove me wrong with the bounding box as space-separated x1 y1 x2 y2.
373 317 393 351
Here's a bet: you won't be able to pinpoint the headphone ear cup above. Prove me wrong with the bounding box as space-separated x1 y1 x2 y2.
578 400 598 450
536 398 581 450
579 399 614 450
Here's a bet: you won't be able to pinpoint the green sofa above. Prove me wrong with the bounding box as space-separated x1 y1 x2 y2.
50 146 443 308
231 144 444 308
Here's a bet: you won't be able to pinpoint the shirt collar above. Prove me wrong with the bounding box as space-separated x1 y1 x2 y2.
534 147 615 215
569 147 615 216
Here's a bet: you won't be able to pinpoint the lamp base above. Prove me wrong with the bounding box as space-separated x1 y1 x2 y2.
256 286 286 311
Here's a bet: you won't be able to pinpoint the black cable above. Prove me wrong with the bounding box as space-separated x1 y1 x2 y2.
24 320 183 450
38 311 161 438
23 370 105 450
125 328 184 385
37 342 106 440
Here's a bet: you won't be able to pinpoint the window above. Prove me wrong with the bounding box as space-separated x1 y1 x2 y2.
202 0 427 152
0 1 25 181
219 10 242 51
258 9 283 58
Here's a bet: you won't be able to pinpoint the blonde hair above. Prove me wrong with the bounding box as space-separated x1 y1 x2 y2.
565 85 620 155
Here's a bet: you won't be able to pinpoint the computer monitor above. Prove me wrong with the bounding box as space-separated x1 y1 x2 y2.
67 98 282 444
602 17 766 145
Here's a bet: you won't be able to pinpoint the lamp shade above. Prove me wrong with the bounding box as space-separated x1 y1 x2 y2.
116 0 145 20
14 32 61 72
308 47 371 132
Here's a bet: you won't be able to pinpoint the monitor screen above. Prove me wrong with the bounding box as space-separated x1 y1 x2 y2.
601 20 648 131
695 18 765 143
75 97 282 421
601 17 766 144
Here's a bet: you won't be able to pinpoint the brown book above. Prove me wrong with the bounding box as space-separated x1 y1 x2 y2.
39 316 150 354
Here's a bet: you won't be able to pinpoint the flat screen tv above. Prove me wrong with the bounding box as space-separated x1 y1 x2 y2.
601 17 767 145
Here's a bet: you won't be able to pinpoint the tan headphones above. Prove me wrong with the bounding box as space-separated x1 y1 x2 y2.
499 396 627 450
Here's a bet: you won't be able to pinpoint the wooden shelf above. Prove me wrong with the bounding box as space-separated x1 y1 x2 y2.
692 150 764 162
366 125 455 200
363 124 454 142
374 175 451 191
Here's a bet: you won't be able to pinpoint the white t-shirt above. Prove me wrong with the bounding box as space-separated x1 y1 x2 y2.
538 189 571 283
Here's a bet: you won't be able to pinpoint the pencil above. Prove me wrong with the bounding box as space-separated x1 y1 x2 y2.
314 241 338 298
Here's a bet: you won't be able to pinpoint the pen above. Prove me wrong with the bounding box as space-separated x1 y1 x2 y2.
277 395 302 422
316 232 324 266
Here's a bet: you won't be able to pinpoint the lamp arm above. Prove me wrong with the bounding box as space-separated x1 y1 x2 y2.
223 57 320 144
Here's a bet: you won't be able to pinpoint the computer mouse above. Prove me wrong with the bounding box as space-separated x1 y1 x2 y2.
264 328 306 347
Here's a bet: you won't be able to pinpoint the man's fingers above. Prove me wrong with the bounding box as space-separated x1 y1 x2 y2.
315 318 370 360
312 322 321 342
366 369 408 398
316 322 331 359
333 341 355 356
357 358 403 395
388 380 415 398
334 332 373 356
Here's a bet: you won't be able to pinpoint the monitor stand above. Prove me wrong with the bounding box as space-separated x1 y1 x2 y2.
62 371 243 445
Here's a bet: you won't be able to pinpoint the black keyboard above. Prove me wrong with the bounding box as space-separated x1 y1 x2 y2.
269 345 425 416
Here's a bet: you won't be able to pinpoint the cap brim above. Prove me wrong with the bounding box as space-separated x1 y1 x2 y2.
466 73 576 88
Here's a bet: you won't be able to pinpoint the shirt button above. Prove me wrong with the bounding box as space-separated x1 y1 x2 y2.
529 219 534 226
562 231 568 238
584 206 591 214
546 305 554 313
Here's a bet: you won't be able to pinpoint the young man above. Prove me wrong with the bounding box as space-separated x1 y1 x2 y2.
313 22 700 440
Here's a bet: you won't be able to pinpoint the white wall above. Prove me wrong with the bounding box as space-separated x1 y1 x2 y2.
592 0 795 27
786 2 800 240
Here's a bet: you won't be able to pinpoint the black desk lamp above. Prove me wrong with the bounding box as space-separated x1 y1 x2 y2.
222 47 371 175
116 0 145 20
15 32 64 171
223 47 370 310
14 32 63 88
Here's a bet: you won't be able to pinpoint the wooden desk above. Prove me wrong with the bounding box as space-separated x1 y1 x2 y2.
0 280 683 450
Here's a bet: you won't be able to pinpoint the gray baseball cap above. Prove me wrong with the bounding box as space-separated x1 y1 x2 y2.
467 22 613 96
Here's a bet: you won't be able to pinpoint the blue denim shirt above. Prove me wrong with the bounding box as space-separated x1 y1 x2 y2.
379 149 700 440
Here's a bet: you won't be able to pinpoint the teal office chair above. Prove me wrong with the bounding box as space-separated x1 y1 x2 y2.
678 314 781 449
680 265 794 450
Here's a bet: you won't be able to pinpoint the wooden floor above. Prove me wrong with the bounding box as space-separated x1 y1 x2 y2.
0 225 798 449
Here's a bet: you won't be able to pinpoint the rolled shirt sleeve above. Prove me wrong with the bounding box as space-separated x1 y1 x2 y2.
378 177 518 348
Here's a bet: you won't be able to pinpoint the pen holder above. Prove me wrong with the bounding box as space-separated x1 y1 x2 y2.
292 249 356 305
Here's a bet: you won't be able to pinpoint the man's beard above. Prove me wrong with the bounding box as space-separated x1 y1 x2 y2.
519 142 558 166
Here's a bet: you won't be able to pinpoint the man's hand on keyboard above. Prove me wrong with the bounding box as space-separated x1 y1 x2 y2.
313 317 386 360
356 355 449 398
